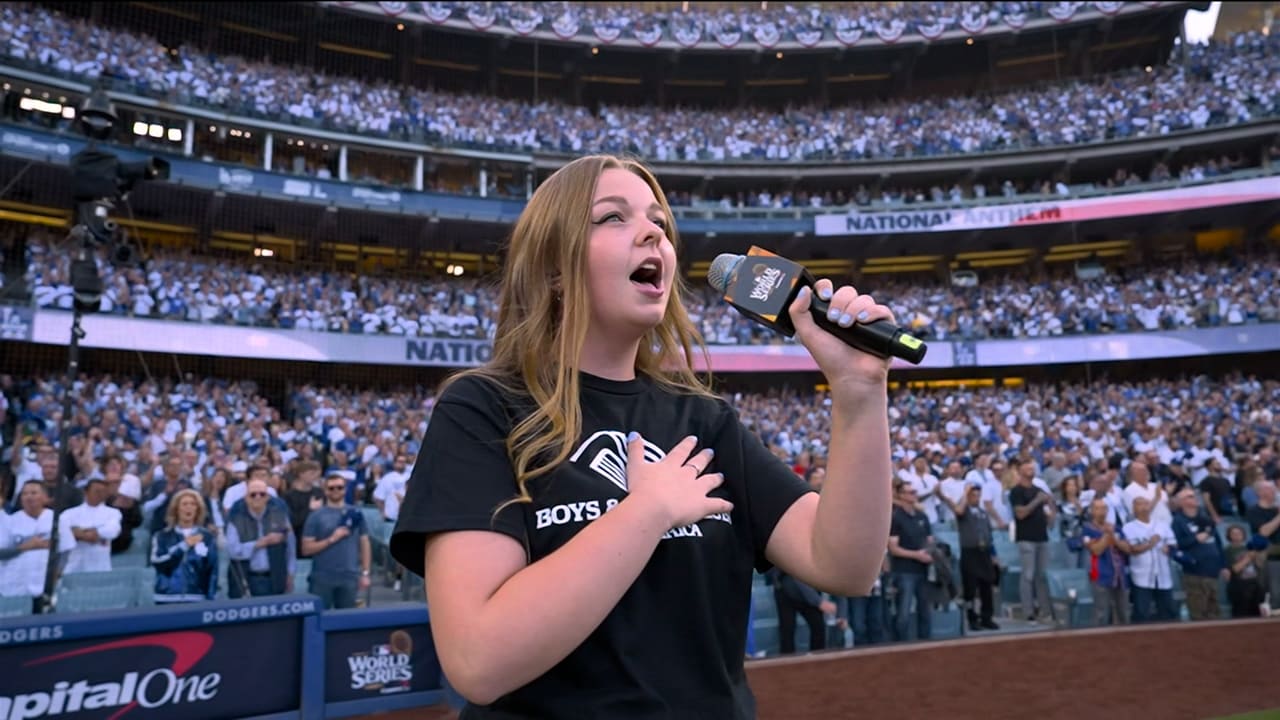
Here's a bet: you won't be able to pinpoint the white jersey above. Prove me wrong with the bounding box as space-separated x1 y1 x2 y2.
60 502 123 574
1121 518 1175 590
0 509 54 597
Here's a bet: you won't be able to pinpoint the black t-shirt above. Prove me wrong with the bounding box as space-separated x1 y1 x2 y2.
391 373 811 719
283 487 322 539
888 505 931 574
1009 485 1049 542
1199 475 1233 514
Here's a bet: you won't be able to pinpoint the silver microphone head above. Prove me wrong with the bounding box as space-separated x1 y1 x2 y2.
706 253 745 293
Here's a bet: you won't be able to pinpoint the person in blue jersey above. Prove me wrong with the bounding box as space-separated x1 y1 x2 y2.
151 489 218 602
391 155 897 719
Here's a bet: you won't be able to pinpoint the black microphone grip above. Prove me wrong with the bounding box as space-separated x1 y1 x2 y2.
805 289 928 365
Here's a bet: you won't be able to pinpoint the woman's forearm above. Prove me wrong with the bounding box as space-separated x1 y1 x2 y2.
810 391 893 596
445 496 671 704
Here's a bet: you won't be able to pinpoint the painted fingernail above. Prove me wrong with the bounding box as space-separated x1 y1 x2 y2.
827 307 840 321
706 448 715 459
796 286 810 301
857 310 871 322
627 431 639 443
838 313 853 327
818 286 833 300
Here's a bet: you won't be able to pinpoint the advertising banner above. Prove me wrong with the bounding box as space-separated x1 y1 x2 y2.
0 620 302 720
812 175 1280 236
25 310 1280 371
324 624 441 704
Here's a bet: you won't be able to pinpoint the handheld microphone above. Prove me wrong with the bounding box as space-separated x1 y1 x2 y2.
706 246 928 365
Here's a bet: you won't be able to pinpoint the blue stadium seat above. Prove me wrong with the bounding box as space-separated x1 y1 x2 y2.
930 603 964 640
932 530 959 554
56 567 156 611
0 595 33 618
56 584 137 613
57 567 154 591
1046 568 1094 628
1047 541 1077 570
112 552 148 568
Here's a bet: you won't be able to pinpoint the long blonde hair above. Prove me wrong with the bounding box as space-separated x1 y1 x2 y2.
448 155 712 511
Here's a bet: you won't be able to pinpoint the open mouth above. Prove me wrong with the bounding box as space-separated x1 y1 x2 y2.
629 259 663 292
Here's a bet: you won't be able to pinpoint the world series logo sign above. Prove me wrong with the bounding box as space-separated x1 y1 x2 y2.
347 631 414 695
325 624 440 703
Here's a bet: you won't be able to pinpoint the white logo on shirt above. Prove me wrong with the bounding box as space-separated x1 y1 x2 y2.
568 430 665 493
529 430 730 539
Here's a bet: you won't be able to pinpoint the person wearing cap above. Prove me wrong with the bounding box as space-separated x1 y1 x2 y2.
59 477 123 574
944 480 1000 631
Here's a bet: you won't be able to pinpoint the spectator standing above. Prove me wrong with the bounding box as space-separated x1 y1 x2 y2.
1122 496 1178 622
1057 475 1087 566
143 454 192 533
222 464 277 512
1170 488 1228 621
900 455 941 524
888 482 933 640
58 477 122 574
967 453 1008 530
1122 460 1171 528
1200 459 1237 522
301 474 372 610
100 456 143 554
1010 459 1056 623
225 478 296 598
1080 497 1130 626
0 481 55 612
283 460 324 552
1245 481 1280 610
373 454 411 524
1224 525 1267 617
151 489 218 603
946 481 1000 631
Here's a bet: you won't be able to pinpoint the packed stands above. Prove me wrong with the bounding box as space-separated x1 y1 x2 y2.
2 4 1276 162
12 228 1279 342
4 370 1276 524
2 371 1276 634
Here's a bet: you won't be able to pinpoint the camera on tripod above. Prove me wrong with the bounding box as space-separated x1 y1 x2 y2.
67 88 170 312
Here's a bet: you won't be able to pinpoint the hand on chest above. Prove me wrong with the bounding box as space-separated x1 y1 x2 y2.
528 428 734 547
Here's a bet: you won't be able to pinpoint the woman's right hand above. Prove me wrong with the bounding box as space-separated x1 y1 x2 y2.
626 433 733 529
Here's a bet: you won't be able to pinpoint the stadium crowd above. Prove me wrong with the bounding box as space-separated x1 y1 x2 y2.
11 229 1279 342
1 370 1277 629
1 4 1277 161
417 1 1062 43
